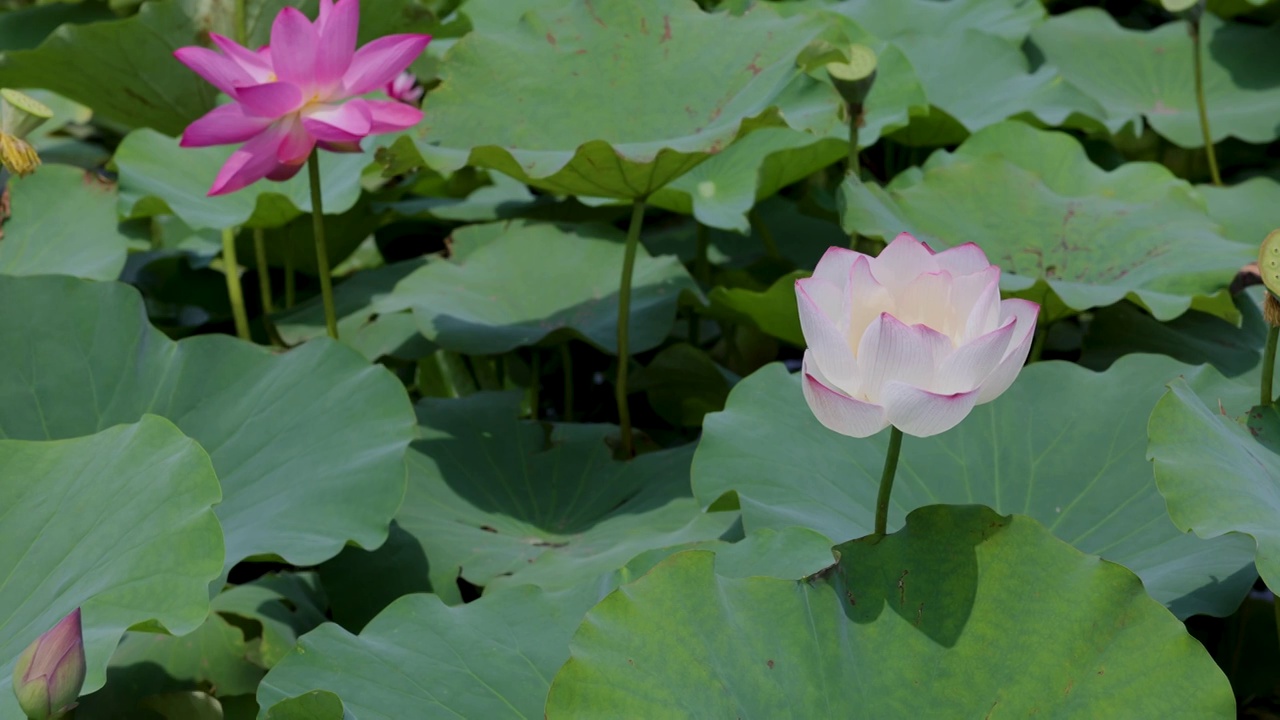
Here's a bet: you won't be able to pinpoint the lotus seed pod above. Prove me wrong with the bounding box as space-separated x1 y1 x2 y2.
1259 229 1280 297
0 89 52 141
825 44 877 108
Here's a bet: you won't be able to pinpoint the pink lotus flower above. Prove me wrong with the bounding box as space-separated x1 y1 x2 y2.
386 71 424 106
175 0 430 196
796 234 1038 438
12 609 86 720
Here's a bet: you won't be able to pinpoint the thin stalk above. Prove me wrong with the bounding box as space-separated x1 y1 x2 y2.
748 208 780 260
284 255 296 308
306 150 338 339
873 426 904 537
252 227 273 315
560 343 574 422
846 102 862 179
616 199 646 458
1263 325 1278 407
690 221 710 344
1190 16 1222 186
232 0 246 44
220 227 251 341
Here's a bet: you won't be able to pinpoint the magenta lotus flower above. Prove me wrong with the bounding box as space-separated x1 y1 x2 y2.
11 609 86 720
386 71 424 106
796 234 1038 438
174 0 430 196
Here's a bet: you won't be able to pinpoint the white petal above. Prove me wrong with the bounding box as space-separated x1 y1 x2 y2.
934 320 1015 394
801 353 890 438
881 382 981 437
955 268 1002 343
869 233 938 292
974 299 1040 403
856 313 951 401
795 276 843 322
811 246 868 285
933 242 993 276
796 280 859 391
845 255 893 350
895 270 954 336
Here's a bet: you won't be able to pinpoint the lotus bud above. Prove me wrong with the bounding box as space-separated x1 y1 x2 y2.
386 71 424 107
825 44 877 109
11 609 86 720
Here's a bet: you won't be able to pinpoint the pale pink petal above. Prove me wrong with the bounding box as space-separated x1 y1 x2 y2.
208 123 291 196
363 99 424 133
174 46 254 96
954 268 1002 344
974 299 1039 403
180 103 274 147
870 232 938 292
271 7 319 88
276 117 315 165
236 82 304 118
316 0 359 90
797 280 859 392
302 100 372 142
934 320 1015 395
795 276 842 320
801 352 889 439
342 34 432 95
895 270 953 333
810 245 865 285
845 255 893 349
881 383 981 437
210 33 274 82
932 242 992 276
856 312 951 401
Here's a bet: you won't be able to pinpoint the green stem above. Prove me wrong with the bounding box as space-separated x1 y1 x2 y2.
1263 324 1278 407
1190 16 1222 186
220 227 251 341
232 0 246 44
748 208 780 260
694 221 711 286
1028 324 1047 364
873 426 904 537
616 199 646 458
846 102 862 179
306 150 338 339
284 254 296 309
560 343 574 422
252 227 273 315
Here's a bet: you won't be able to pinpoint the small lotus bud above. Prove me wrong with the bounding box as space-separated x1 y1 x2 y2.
385 71 424 107
0 90 52 141
11 609 86 720
825 44 877 108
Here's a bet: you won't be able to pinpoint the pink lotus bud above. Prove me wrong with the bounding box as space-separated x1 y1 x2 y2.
11 609 86 720
795 234 1039 438
386 71 424 106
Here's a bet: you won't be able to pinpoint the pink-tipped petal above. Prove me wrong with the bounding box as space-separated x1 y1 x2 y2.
933 242 992 276
276 118 315 165
801 352 889 438
363 99 423 133
271 7 319 87
844 255 892 348
210 33 274 82
180 103 275 147
810 245 865 286
856 312 951 401
797 280 859 391
974 299 1039 403
174 46 254 96
933 319 1015 395
870 232 939 292
881 383 981 437
316 0 359 90
208 123 291 196
342 33 432 95
236 81 305 118
302 100 372 142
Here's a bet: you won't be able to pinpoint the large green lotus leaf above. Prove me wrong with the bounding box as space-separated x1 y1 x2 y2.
1031 9 1280 147
402 0 829 199
805 0 1043 43
0 164 127 280
115 128 379 231
210 572 329 668
839 121 1251 322
706 271 806 347
329 392 737 606
1148 373 1280 593
0 275 415 571
545 506 1235 718
0 2 115 52
1199 176 1280 247
257 584 602 720
0 417 224 720
376 220 700 355
692 355 1259 618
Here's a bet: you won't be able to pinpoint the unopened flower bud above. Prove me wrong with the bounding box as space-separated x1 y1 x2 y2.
386 71 424 107
12 609 86 720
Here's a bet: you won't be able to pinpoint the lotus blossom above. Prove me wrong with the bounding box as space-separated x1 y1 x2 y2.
796 233 1038 438
12 609 86 720
174 0 430 196
386 71 424 106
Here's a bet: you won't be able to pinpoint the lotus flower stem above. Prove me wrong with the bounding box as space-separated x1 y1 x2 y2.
873 426 904 537
1189 14 1222 186
284 255 296 308
694 221 711 286
252 228 273 315
847 104 862 180
616 199 646 458
220 227 251 340
1262 295 1279 406
307 150 339 339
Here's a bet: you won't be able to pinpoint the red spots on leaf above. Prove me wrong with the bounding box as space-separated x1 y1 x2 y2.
746 52 763 76
640 17 649 35
585 0 607 27
766 659 774 669
662 15 672 42
546 32 557 46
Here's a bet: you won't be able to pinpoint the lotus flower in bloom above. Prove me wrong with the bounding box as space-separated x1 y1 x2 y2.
796 234 1038 438
174 0 430 196
11 609 86 720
